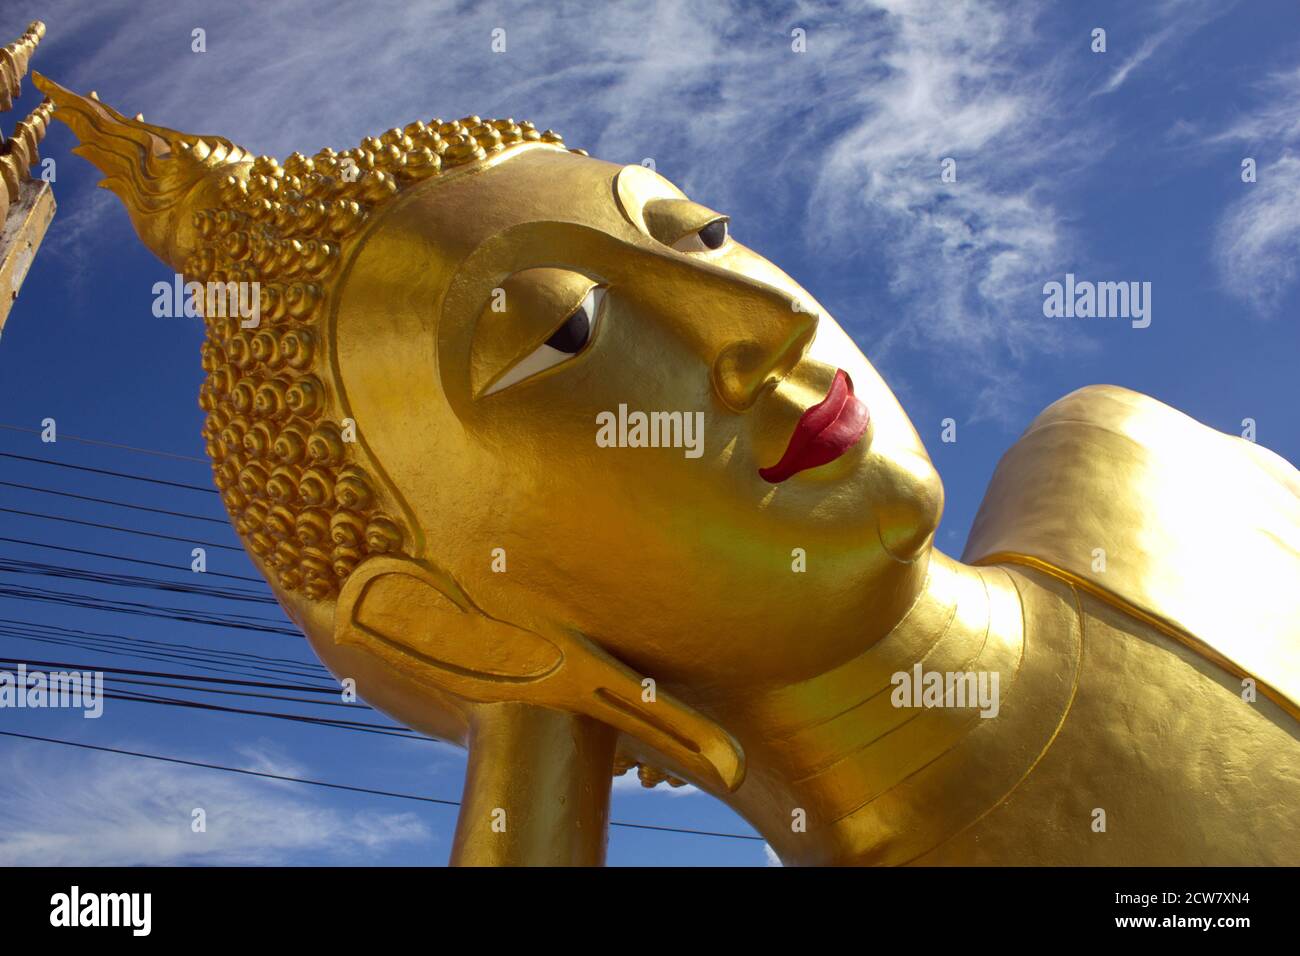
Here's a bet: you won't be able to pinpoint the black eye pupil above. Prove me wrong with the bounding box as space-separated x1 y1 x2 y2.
699 219 727 249
545 302 591 354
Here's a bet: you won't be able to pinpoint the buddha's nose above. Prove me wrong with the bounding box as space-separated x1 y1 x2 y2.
710 304 818 411
620 247 819 410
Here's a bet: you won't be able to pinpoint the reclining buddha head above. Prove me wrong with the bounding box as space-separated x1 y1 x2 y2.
37 74 943 792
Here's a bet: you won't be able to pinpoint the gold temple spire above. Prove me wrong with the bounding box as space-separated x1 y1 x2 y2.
0 96 52 212
0 20 44 113
0 20 55 336
1 20 53 216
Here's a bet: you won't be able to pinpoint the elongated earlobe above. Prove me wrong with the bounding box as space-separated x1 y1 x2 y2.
334 555 745 792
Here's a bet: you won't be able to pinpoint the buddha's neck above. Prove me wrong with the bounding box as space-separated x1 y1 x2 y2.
713 551 1080 865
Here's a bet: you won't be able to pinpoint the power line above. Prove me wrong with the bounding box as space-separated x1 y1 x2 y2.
0 628 320 683
0 423 209 464
0 649 414 737
0 507 244 552
0 616 321 668
106 675 354 707
0 479 231 525
0 653 339 694
88 689 425 739
0 450 217 494
0 581 290 626
0 729 458 804
0 557 276 604
0 536 266 584
0 652 378 716
0 584 300 635
0 619 327 682
0 730 767 842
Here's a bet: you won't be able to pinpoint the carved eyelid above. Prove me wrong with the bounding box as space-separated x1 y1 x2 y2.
470 267 599 399
612 165 727 249
613 163 687 236
643 198 729 247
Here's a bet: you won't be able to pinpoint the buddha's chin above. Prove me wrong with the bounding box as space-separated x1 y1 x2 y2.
869 447 944 563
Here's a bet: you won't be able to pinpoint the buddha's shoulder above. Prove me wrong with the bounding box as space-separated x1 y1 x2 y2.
964 384 1300 719
1015 384 1299 489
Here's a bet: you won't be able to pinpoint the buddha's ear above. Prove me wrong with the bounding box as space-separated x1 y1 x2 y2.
334 555 744 792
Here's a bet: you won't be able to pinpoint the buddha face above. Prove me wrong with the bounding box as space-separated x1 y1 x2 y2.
334 145 943 693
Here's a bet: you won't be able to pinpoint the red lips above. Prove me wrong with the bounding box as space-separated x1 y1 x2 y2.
758 369 870 484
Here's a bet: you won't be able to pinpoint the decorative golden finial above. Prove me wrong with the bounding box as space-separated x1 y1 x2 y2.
1 20 53 215
0 21 55 336
0 97 52 213
31 72 254 270
0 20 44 113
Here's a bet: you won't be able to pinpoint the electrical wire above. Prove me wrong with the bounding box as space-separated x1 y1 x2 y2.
0 618 327 681
0 479 231 525
87 690 424 739
0 536 267 584
0 730 767 842
0 654 396 722
0 423 209 463
0 653 338 694
0 651 418 737
0 450 217 493
0 583 298 634
0 507 244 552
0 557 276 604
0 616 322 668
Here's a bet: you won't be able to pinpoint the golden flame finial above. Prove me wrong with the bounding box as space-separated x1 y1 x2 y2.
32 72 253 270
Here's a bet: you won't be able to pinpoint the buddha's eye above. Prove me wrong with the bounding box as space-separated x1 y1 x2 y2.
482 287 605 396
637 194 730 254
671 218 729 253
544 291 596 353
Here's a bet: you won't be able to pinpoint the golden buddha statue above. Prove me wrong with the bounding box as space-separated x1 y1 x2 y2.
34 73 1299 866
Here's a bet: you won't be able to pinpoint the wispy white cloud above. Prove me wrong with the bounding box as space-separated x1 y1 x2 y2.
1093 26 1176 96
1209 66 1300 146
763 842 783 866
39 186 121 280
612 771 699 797
1214 152 1300 313
796 1 1082 420
1092 0 1233 96
1209 67 1300 314
0 740 431 865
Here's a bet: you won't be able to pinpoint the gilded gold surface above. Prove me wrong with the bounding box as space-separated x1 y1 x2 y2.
964 383 1300 718
37 76 1299 866
0 20 54 336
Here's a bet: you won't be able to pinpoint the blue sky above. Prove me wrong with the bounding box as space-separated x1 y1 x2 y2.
0 0 1297 866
